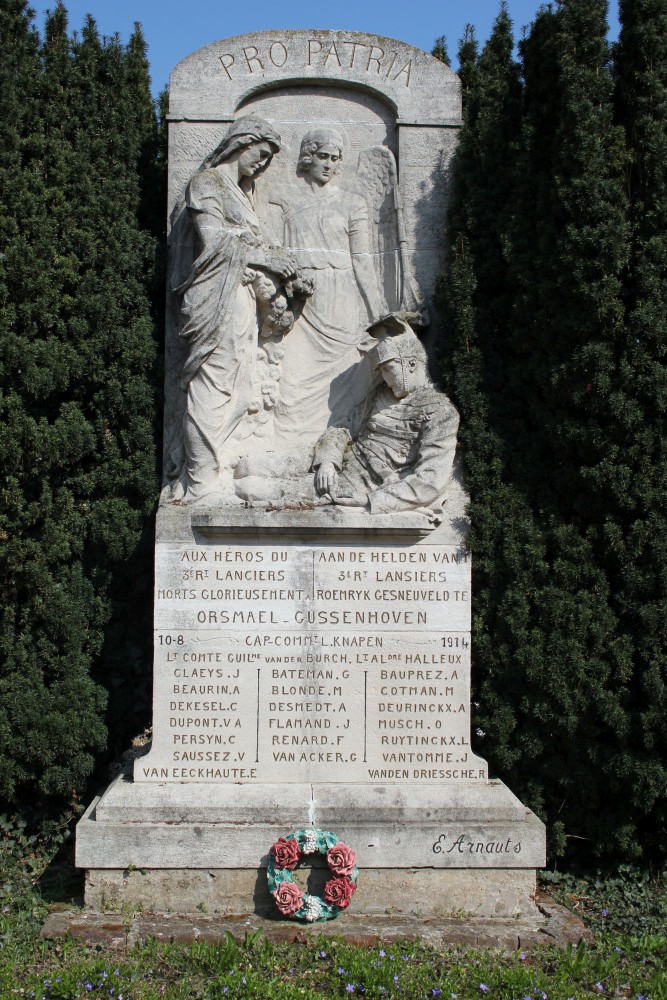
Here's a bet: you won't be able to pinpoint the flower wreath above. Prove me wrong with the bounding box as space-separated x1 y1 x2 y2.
267 828 358 922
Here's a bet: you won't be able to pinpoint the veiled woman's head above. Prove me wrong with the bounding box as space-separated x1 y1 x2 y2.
203 116 282 176
297 128 344 184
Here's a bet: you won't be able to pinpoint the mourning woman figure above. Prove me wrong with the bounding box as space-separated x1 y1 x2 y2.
167 116 297 503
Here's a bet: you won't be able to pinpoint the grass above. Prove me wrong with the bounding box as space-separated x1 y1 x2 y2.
1 828 666 1000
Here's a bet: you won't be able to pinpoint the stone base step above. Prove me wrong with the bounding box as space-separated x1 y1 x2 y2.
41 896 590 953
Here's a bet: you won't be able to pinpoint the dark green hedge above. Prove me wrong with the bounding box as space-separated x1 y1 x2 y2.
438 0 667 860
0 0 162 812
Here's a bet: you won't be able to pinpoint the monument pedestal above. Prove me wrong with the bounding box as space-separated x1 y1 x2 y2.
77 499 546 925
77 774 544 919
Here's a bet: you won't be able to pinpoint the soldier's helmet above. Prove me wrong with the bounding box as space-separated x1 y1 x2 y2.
367 315 428 371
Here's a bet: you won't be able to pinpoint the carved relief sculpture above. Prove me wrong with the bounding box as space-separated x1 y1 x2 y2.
162 112 455 518
314 321 459 516
163 116 312 503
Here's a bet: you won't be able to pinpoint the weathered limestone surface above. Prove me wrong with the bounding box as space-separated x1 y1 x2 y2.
76 776 545 870
162 31 461 503
76 29 546 920
84 866 540 919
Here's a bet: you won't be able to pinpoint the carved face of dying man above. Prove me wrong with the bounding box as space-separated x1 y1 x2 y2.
377 356 418 399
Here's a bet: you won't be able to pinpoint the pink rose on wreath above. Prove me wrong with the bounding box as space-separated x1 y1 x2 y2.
324 877 356 909
273 881 304 916
271 836 301 870
327 842 356 876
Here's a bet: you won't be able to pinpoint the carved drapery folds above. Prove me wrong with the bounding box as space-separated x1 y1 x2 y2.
162 36 460 515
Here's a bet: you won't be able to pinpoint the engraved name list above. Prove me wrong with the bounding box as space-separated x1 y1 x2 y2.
138 541 487 785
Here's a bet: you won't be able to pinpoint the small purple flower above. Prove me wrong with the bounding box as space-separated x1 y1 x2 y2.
614 947 621 953
480 986 489 994
346 986 355 994
402 954 409 961
320 950 327 958
595 985 603 993
242 976 247 985
338 967 346 975
601 908 609 917
379 949 386 957
431 991 442 998
519 952 526 961
393 975 399 984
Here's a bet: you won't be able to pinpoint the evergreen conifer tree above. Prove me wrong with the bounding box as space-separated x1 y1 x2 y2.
495 0 641 857
609 0 667 851
432 35 451 67
0 3 159 810
439 0 666 857
437 8 535 817
0 2 108 803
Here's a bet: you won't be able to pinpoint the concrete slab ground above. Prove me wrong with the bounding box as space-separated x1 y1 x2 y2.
41 894 591 953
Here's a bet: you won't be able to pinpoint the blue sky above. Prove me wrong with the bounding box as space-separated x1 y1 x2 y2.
34 0 621 96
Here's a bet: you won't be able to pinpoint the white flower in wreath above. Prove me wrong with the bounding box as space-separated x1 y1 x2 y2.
303 894 323 922
302 830 319 855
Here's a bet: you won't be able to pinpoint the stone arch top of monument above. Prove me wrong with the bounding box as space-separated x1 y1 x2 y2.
169 30 461 124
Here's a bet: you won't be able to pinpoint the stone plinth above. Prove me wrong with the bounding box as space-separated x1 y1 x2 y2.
77 777 545 871
77 498 545 915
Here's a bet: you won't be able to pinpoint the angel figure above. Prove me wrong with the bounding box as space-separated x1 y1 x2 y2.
271 129 428 448
270 129 381 445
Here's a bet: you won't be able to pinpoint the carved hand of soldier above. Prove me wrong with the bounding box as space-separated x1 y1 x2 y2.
333 493 370 508
315 461 338 497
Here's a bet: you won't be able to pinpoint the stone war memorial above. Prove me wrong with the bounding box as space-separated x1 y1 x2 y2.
76 29 551 940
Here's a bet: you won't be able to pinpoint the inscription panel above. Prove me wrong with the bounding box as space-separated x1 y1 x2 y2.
137 540 487 784
169 31 461 125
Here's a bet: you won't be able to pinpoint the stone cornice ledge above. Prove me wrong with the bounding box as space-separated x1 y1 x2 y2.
189 505 435 537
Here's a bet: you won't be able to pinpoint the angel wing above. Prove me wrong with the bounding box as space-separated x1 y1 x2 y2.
354 145 429 328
